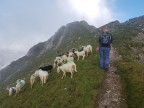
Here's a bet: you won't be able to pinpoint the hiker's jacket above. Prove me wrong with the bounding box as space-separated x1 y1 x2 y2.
99 32 113 48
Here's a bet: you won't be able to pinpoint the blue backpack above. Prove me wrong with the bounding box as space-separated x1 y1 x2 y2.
100 33 111 45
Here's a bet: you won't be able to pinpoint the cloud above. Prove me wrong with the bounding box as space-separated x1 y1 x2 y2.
56 0 116 27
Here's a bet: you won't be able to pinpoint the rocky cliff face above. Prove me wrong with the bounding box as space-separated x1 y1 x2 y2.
125 15 144 25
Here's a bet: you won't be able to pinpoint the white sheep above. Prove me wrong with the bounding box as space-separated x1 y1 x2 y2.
57 61 77 79
68 52 74 57
16 79 25 96
7 87 16 96
82 45 92 56
61 54 68 63
53 57 64 69
30 73 39 89
67 56 74 62
74 50 85 60
35 69 48 86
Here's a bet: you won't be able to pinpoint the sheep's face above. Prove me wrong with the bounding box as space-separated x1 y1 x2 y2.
57 58 64 65
34 70 39 76
69 52 74 57
54 60 57 64
74 51 78 56
81 46 85 51
32 73 38 78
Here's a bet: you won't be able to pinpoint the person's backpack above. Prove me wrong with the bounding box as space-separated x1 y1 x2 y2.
100 33 111 45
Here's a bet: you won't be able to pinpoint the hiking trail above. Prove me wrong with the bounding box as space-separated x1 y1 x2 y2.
95 47 127 108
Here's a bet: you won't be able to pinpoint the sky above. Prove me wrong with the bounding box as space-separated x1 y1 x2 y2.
0 0 144 69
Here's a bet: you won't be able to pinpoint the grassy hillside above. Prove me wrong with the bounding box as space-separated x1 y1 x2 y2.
0 27 106 108
0 50 105 108
112 25 144 108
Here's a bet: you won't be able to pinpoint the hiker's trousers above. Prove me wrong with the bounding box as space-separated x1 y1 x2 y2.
99 47 110 68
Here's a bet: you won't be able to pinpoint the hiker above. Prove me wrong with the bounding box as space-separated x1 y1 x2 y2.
98 27 113 70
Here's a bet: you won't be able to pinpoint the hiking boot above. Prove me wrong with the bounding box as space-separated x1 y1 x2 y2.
104 67 109 71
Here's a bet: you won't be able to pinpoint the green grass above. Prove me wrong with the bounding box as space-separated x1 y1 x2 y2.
112 24 144 108
116 61 144 108
0 51 105 108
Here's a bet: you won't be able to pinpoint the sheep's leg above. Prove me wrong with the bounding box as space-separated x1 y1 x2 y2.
74 65 77 72
17 88 20 96
62 72 66 79
77 56 79 61
40 76 43 86
30 79 32 89
44 77 46 84
83 55 85 60
44 75 48 83
45 76 47 83
42 77 44 86
33 79 35 88
43 77 45 84
71 72 73 79
44 76 46 84
31 81 33 89
86 52 88 56
41 77 44 85
31 79 34 89
16 88 18 96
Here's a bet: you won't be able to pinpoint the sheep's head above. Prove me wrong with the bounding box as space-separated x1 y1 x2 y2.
74 51 78 56
54 60 57 64
80 46 85 51
34 70 39 76
66 54 69 57
33 73 38 77
69 52 74 57
57 58 64 66
66 52 69 54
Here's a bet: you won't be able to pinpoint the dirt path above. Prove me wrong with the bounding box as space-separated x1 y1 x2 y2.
95 47 127 108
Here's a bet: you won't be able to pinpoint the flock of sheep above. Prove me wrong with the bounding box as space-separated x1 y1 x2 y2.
7 45 92 96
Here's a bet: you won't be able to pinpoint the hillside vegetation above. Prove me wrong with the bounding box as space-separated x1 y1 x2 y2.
0 49 105 108
111 19 144 108
0 21 106 108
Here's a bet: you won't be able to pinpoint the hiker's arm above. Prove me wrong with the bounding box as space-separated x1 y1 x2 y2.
98 34 101 46
109 33 113 43
111 34 113 43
